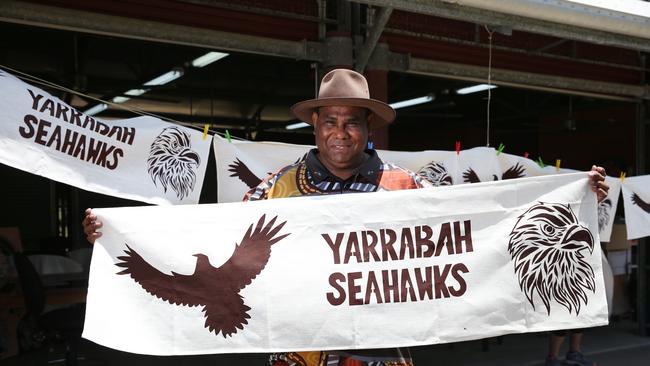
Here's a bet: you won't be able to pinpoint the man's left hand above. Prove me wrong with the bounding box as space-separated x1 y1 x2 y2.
588 165 609 203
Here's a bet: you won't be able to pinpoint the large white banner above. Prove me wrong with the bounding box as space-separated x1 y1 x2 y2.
622 175 650 240
84 173 607 355
0 70 211 205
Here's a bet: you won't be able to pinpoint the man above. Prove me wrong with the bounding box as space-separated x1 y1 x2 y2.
83 69 609 366
244 69 431 366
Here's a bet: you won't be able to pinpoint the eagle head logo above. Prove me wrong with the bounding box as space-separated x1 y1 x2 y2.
147 127 201 200
508 202 595 315
116 214 291 337
418 162 452 186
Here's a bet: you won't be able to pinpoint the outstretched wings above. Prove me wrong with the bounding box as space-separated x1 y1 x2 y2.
114 215 290 338
502 163 526 180
228 158 262 189
632 192 650 214
464 164 526 183
218 215 290 290
462 168 481 183
116 245 201 307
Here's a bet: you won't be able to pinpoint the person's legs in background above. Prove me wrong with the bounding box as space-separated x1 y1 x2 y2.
546 330 567 366
546 329 595 366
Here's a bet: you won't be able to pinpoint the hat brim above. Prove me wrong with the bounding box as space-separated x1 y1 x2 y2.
290 97 396 129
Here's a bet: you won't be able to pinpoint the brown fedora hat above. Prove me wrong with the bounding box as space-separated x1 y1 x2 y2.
290 69 396 129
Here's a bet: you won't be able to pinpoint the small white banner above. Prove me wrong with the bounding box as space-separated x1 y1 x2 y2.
84 173 607 355
213 135 312 202
622 175 650 240
0 70 211 205
598 177 621 242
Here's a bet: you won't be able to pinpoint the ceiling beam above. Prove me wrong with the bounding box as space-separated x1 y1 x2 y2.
1 0 645 101
355 6 393 72
357 0 650 52
400 56 648 101
0 0 325 61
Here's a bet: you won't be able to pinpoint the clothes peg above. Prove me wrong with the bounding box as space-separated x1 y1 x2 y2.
455 141 461 155
620 172 626 183
203 124 209 140
536 157 544 169
523 152 529 159
367 140 374 150
496 143 505 155
225 129 232 143
555 159 561 172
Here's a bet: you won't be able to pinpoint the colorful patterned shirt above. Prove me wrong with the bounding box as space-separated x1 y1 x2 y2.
244 149 430 201
244 149 429 366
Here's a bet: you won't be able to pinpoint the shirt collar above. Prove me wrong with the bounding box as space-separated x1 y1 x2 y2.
305 148 382 184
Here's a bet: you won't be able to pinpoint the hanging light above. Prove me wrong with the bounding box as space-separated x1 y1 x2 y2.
191 51 229 68
456 84 497 95
285 122 311 130
144 69 184 86
84 103 108 116
389 94 434 109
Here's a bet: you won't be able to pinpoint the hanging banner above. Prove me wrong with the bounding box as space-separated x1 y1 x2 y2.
213 135 589 203
621 175 650 240
212 135 312 202
213 135 452 202
0 70 211 205
598 177 621 242
443 147 502 184
84 173 607 355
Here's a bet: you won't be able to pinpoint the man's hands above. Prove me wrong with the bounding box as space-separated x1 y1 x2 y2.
82 208 102 244
588 165 609 203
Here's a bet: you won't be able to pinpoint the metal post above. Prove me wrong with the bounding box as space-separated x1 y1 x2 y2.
636 54 648 336
637 101 648 336
365 43 390 149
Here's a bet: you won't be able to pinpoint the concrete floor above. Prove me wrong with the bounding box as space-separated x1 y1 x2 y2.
4 319 649 366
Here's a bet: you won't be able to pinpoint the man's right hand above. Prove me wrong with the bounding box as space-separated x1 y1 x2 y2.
82 208 102 244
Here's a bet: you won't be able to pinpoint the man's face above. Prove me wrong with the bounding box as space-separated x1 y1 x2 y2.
312 105 370 173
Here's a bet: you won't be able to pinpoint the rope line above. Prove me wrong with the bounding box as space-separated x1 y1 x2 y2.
0 63 246 141
484 25 494 147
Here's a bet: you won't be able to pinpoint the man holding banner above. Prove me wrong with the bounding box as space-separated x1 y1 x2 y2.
83 69 609 366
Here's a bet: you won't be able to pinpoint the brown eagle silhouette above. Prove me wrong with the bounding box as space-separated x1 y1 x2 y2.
228 154 308 189
417 161 453 186
228 158 263 189
463 163 526 183
508 202 595 315
115 214 290 337
632 192 650 214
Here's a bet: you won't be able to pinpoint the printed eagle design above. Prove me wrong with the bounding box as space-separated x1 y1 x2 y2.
508 202 595 315
463 163 526 183
228 154 308 189
598 198 612 232
147 127 201 200
228 158 262 189
115 214 291 337
632 192 650 214
417 161 453 186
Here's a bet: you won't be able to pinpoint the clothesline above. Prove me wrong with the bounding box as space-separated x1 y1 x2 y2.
0 64 247 142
